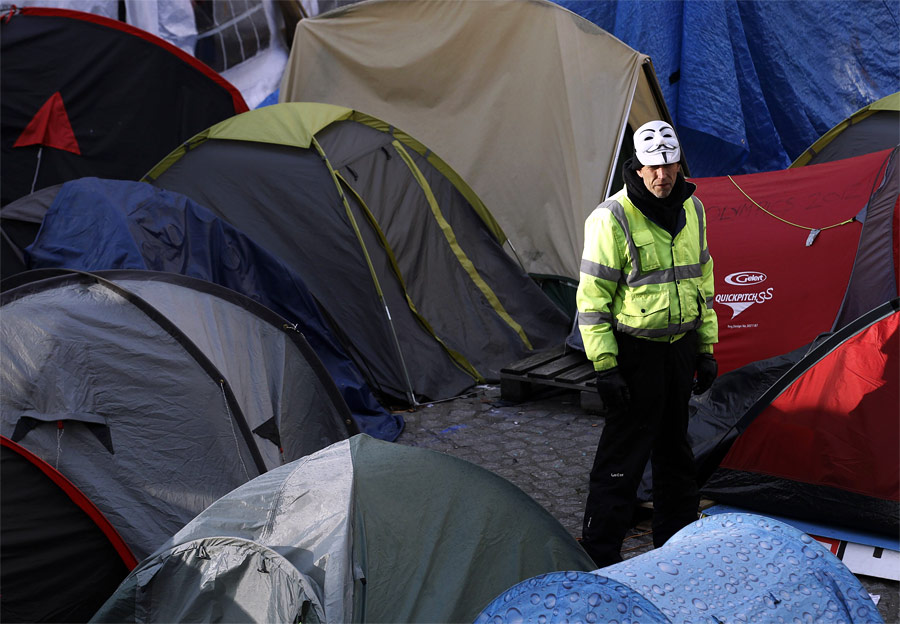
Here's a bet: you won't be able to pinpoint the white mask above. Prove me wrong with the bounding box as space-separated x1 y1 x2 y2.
633 120 681 166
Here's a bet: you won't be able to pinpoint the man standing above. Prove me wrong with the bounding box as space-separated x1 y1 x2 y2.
576 120 718 568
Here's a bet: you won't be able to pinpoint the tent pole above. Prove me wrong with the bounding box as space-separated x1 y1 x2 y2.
504 239 528 274
382 301 419 407
30 147 42 194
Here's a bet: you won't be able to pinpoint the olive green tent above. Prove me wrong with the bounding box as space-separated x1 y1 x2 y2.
91 434 596 623
145 102 570 406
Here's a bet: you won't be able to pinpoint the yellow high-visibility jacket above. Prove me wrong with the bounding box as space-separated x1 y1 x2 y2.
576 187 718 371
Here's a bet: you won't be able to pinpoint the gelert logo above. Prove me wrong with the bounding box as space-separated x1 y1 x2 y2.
724 271 767 286
717 270 774 320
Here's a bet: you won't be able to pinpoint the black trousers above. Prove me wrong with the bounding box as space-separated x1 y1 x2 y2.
581 330 700 567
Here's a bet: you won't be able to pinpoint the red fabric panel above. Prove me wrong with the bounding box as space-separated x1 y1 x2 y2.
13 91 80 154
721 311 899 501
693 149 893 375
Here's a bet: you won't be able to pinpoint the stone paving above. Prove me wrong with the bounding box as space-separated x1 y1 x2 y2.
394 383 899 622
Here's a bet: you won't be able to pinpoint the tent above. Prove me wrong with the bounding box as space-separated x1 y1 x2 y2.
791 91 900 168
18 177 403 439
475 513 882 623
636 148 900 535
695 147 898 376
279 0 676 281
699 299 899 537
1 435 137 623
0 5 248 207
91 434 597 623
557 1 899 178
14 0 300 108
145 102 570 405
1 268 355 562
0 183 61 280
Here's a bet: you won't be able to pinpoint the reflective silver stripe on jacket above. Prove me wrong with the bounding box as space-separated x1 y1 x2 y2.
695 197 710 264
580 258 622 282
578 310 613 325
614 316 703 338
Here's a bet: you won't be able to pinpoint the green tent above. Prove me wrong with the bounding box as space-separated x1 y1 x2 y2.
91 434 595 623
145 102 570 406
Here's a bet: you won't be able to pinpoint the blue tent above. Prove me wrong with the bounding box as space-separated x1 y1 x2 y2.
24 178 402 440
556 1 900 177
476 512 882 623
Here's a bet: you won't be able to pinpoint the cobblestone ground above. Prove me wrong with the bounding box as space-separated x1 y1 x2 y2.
393 383 899 622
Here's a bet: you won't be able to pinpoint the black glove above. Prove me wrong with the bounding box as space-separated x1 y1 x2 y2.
693 353 718 395
594 367 631 413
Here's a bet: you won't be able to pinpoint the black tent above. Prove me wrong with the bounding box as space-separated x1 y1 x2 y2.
0 6 247 206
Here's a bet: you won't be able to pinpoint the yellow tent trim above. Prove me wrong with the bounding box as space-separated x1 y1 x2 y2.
392 140 534 350
336 171 484 382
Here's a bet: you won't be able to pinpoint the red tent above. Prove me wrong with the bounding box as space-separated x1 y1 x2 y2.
702 300 899 535
683 148 900 535
696 147 899 376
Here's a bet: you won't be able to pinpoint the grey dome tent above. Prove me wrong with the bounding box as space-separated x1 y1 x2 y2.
91 434 596 623
1 269 355 562
15 177 403 440
475 512 882 623
145 102 570 405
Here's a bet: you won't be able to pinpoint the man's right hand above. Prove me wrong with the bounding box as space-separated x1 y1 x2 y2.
594 367 630 413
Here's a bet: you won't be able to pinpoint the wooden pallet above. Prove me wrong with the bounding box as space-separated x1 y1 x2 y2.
500 344 602 410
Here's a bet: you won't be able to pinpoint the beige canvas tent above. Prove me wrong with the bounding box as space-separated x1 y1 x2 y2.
280 0 674 281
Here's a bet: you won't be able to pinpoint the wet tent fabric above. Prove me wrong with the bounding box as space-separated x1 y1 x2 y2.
791 92 900 168
1 436 136 623
475 513 882 623
1 269 353 560
22 177 400 439
280 0 673 280
0 6 247 207
557 1 899 178
91 434 596 623
145 102 570 404
700 300 900 537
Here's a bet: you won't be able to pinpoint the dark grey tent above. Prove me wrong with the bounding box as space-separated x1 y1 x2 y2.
145 102 571 405
0 183 61 280
1 269 355 562
791 92 900 167
92 434 596 623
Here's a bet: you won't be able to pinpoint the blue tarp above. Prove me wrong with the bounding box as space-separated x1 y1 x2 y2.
475 512 883 623
556 0 900 177
25 178 403 441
